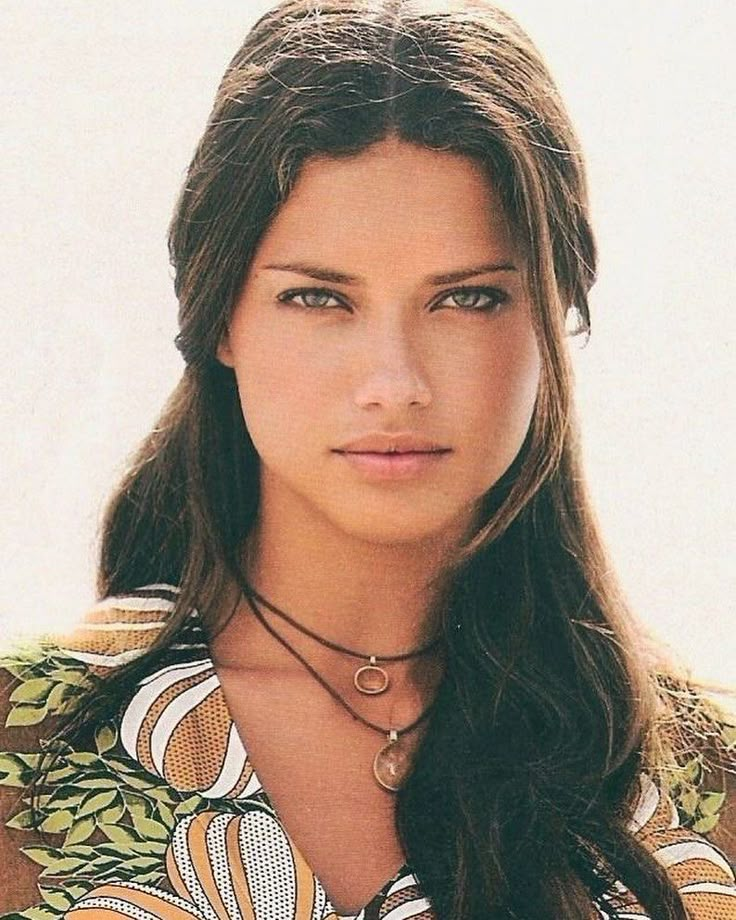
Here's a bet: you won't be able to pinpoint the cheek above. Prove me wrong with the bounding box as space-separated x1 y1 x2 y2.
464 329 541 459
505 335 542 428
229 327 326 454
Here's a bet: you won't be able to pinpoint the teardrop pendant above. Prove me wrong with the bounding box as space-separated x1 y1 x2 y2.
354 655 389 695
373 730 411 792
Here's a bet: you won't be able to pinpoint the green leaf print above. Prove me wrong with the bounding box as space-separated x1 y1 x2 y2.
156 799 176 829
75 775 121 789
38 889 73 912
0 752 40 788
99 800 126 823
174 793 203 817
64 752 99 768
63 815 97 846
98 822 142 847
668 761 729 832
136 869 167 885
44 764 76 784
677 787 700 818
87 855 122 876
0 772 28 788
44 683 78 715
145 784 179 805
14 906 58 920
48 667 90 688
56 882 94 902
9 679 55 705
25 850 89 877
5 704 49 728
20 847 61 869
114 770 158 790
132 815 170 841
692 813 720 834
125 855 162 872
94 723 118 754
680 756 702 785
39 810 74 835
134 838 169 856
121 790 153 818
56 844 96 860
698 791 727 817
45 786 85 811
0 752 41 773
76 789 118 818
2 653 97 740
5 809 36 830
105 755 141 774
1 643 238 920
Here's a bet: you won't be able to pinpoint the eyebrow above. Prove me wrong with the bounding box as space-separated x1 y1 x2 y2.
259 260 518 285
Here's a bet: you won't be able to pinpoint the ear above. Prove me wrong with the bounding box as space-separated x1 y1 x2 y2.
216 327 235 368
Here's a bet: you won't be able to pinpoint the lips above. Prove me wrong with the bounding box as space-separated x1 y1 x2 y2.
334 432 450 454
335 446 450 480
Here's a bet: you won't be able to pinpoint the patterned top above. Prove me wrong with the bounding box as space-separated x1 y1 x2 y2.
0 584 733 920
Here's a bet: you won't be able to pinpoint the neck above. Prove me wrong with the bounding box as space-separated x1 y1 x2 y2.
241 511 457 655
208 472 478 679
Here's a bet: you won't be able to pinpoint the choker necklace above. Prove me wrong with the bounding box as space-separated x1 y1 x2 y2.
240 581 441 696
241 591 436 792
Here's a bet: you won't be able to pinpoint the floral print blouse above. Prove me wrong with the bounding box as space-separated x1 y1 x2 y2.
0 584 734 919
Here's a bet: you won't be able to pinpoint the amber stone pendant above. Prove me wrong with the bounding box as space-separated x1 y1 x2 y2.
354 656 389 694
373 730 411 792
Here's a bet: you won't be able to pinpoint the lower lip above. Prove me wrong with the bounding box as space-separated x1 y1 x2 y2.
334 450 451 479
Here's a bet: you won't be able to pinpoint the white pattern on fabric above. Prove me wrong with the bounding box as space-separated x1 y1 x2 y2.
7 583 732 920
237 809 302 920
206 813 245 920
149 674 221 773
87 594 177 614
170 815 219 920
201 723 251 799
57 646 150 667
627 773 661 834
679 882 736 897
654 840 734 878
69 898 166 920
381 899 434 920
120 659 213 760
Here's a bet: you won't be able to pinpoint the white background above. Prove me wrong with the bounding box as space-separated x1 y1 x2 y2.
0 2 733 685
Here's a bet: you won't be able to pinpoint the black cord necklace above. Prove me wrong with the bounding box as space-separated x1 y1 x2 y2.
241 590 438 792
240 580 442 696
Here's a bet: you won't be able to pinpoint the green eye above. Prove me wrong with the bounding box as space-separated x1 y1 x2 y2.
436 286 510 312
276 285 510 313
277 288 346 310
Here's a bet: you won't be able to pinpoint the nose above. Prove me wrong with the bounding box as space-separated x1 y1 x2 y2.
352 319 432 411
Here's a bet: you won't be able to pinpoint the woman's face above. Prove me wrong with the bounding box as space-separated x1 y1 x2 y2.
219 137 541 546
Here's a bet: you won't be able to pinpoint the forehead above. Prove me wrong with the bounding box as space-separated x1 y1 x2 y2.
251 138 517 277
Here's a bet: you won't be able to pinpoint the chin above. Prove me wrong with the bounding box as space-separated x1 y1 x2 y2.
329 499 475 549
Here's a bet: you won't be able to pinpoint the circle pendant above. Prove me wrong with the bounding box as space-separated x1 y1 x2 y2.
354 662 389 695
373 736 411 792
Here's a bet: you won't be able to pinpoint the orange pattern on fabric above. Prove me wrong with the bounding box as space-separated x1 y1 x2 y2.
1 587 733 920
225 814 257 920
186 813 229 917
164 685 233 790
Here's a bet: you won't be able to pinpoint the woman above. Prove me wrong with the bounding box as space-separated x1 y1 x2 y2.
1 1 734 918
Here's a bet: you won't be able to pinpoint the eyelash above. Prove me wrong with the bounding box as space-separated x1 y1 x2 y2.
275 285 511 314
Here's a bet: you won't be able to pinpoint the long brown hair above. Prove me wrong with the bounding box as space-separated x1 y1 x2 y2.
71 1 690 916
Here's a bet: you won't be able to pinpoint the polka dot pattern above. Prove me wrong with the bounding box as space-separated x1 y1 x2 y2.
45 587 736 919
